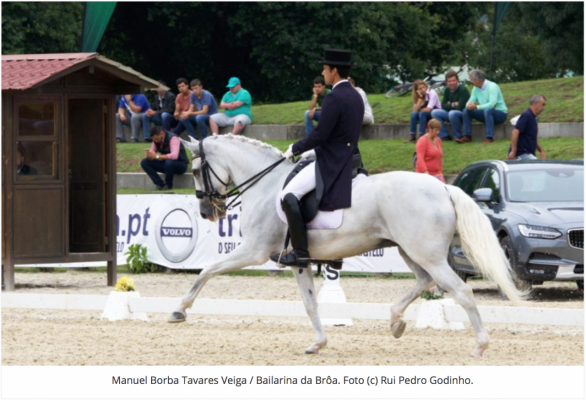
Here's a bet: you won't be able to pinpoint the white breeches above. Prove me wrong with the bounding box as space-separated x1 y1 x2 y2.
280 162 316 201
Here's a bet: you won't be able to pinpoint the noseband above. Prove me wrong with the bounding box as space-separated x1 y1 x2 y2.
195 140 286 212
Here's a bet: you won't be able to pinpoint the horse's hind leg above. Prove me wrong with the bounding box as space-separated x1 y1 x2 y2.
293 267 327 354
391 248 435 339
169 244 267 322
422 261 490 358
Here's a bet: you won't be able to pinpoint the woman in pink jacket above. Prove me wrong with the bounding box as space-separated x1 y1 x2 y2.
415 119 445 182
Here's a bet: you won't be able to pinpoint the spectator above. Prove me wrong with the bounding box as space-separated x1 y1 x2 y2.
172 78 193 135
415 119 444 182
430 70 470 140
142 81 176 142
179 79 219 140
16 143 37 175
116 94 150 143
507 95 547 160
140 126 189 191
408 80 441 142
209 77 252 135
458 69 508 144
304 76 331 135
348 77 374 125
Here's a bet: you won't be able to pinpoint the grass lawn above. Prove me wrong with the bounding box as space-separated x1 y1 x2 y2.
118 137 583 179
252 76 584 125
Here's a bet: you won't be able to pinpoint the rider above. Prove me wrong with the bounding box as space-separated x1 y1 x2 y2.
270 49 365 268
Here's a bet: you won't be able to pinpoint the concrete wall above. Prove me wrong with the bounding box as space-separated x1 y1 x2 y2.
123 122 583 143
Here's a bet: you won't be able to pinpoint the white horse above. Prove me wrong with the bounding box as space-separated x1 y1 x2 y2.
171 134 527 357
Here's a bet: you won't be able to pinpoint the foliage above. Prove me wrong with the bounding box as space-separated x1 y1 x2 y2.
2 3 582 101
1 2 83 54
115 276 136 292
421 289 444 301
124 244 162 273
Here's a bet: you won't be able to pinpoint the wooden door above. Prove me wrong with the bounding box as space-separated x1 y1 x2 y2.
12 95 65 259
68 98 107 253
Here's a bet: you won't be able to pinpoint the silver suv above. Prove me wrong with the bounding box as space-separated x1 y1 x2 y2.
449 160 584 293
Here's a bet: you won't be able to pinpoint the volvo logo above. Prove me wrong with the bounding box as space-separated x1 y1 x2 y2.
155 201 198 263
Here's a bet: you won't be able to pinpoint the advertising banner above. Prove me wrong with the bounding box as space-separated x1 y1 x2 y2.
22 195 410 273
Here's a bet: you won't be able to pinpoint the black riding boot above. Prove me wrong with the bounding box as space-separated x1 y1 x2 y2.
270 193 310 268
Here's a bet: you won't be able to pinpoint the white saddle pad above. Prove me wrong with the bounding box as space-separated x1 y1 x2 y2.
276 174 366 230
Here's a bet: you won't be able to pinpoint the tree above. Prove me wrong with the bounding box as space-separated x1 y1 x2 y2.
2 2 83 54
516 2 583 75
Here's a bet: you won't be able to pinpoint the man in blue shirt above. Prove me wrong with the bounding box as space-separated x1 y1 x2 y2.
116 94 150 143
507 95 547 160
179 79 219 140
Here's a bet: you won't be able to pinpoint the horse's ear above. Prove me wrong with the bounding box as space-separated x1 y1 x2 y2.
180 138 199 156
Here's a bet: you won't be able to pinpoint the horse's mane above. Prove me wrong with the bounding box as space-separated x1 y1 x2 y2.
210 134 284 158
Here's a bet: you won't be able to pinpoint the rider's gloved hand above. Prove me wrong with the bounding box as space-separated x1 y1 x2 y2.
283 144 294 160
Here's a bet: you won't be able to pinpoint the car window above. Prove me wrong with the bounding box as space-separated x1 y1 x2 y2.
507 167 584 202
456 167 488 196
481 168 500 202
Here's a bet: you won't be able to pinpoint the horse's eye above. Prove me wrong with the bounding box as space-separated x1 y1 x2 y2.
192 169 200 177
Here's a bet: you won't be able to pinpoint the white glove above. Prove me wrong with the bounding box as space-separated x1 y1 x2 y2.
300 149 316 160
283 144 294 160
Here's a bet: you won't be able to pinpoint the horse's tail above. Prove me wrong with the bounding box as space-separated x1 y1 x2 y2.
446 185 529 304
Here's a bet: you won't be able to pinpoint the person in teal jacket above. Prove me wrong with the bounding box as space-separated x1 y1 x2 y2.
457 69 508 144
209 77 252 135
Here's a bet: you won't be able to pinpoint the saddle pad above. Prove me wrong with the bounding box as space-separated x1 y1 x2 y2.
276 174 366 230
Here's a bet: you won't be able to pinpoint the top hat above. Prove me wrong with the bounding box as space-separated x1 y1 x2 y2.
318 48 355 66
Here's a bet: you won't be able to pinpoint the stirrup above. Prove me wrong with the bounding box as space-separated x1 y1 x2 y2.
270 250 310 268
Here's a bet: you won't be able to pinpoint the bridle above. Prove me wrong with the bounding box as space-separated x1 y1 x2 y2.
195 140 287 212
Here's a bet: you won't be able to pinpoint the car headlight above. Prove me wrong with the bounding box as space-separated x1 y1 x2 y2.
518 224 562 239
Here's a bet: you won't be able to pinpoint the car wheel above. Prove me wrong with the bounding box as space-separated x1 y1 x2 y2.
455 269 469 283
577 280 584 292
499 236 532 298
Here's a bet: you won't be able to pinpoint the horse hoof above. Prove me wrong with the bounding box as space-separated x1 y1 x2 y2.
391 320 407 339
168 312 186 323
304 347 319 354
471 346 487 358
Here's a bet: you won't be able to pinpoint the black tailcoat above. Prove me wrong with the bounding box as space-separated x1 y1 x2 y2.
292 81 364 211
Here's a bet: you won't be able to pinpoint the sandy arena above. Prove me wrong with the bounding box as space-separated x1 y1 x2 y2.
2 271 584 366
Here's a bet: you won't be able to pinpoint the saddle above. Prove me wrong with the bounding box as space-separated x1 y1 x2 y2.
279 153 368 270
282 152 368 223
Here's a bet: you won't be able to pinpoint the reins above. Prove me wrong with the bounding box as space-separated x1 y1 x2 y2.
196 140 287 212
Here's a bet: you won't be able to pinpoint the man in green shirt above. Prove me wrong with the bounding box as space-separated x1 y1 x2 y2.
458 69 508 144
304 76 331 135
431 70 470 140
209 77 252 135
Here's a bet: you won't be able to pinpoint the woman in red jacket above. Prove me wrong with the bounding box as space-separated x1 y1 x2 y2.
415 119 445 182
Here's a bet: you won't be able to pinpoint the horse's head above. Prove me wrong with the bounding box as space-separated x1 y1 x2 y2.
181 137 231 222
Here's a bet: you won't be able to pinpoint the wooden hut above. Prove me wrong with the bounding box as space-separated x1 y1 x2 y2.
2 53 159 290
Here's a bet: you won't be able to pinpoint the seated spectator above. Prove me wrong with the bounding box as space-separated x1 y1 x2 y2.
116 94 150 143
459 69 508 144
507 95 547 160
140 126 189 190
179 79 219 140
142 81 176 142
209 77 252 135
304 76 331 135
172 78 193 135
430 70 470 140
348 77 374 125
415 119 444 182
16 143 37 175
408 80 441 142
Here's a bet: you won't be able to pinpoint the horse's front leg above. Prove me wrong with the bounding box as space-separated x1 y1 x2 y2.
293 267 327 354
168 242 267 323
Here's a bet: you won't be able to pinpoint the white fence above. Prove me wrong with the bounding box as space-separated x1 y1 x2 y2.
2 293 583 327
